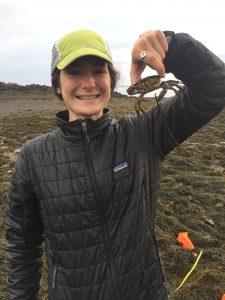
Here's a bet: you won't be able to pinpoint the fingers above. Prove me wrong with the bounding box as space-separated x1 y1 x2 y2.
130 30 169 84
142 31 167 60
143 51 166 77
130 61 146 85
130 51 165 85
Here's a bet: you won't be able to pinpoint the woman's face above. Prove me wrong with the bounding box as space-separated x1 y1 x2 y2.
57 56 111 121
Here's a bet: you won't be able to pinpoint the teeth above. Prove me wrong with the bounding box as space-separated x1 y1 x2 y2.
77 95 98 100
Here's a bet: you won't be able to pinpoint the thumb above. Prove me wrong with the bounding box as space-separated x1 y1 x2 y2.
130 62 146 85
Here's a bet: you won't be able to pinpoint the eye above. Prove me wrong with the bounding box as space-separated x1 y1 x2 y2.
94 66 107 75
65 69 81 76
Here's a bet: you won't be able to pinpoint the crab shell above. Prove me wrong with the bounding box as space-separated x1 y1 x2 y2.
127 75 161 95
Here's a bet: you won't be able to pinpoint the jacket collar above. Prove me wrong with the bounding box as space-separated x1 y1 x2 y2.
56 108 111 142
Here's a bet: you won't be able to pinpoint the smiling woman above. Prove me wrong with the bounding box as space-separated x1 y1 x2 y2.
52 58 119 100
50 30 120 122
4 28 225 300
56 56 111 121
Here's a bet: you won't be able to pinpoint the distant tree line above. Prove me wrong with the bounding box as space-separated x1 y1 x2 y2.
0 82 128 98
0 82 51 92
0 82 127 97
112 91 128 97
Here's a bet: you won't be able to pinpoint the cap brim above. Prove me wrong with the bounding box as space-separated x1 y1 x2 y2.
57 48 112 70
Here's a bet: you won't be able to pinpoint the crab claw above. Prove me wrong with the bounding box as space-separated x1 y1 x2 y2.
127 86 139 95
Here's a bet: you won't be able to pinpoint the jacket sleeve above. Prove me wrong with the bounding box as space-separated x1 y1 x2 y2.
146 31 225 157
4 145 44 299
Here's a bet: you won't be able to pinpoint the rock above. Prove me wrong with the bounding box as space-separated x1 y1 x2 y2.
205 219 215 226
187 195 193 201
14 148 21 154
215 203 224 208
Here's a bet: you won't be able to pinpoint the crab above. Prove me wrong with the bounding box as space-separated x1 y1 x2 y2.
126 75 185 116
127 75 185 156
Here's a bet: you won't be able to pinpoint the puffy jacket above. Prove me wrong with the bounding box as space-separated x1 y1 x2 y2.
5 32 225 300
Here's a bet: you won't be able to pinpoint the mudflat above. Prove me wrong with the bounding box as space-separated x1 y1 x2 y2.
0 98 64 116
0 93 225 299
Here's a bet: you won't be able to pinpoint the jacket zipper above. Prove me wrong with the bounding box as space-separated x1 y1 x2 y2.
52 264 58 298
144 176 169 296
150 228 168 289
82 121 120 300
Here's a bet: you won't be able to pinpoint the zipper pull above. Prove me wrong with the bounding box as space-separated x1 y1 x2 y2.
82 121 91 144
52 265 58 289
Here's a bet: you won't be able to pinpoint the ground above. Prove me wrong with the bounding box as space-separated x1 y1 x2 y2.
0 91 224 299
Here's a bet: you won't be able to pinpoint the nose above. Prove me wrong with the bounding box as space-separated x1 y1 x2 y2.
81 73 96 89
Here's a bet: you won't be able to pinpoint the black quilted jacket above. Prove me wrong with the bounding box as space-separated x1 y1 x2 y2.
5 32 225 300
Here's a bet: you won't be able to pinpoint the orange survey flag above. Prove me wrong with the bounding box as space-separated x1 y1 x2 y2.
221 295 225 300
177 232 195 250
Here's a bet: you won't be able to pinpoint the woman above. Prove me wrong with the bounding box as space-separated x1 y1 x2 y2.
5 29 225 299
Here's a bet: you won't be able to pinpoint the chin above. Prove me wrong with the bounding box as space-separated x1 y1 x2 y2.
81 110 102 120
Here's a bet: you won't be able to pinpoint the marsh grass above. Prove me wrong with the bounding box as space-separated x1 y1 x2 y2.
0 93 224 299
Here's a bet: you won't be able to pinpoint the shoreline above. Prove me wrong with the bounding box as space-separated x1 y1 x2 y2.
0 99 65 117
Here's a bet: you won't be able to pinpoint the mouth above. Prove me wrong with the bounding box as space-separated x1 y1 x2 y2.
76 94 100 100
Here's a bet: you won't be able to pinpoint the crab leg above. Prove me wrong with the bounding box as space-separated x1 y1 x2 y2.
154 94 184 157
135 93 145 115
160 81 185 105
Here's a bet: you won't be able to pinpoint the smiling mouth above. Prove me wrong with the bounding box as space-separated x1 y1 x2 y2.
76 94 100 100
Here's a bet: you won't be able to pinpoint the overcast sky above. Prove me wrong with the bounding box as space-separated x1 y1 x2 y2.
1 0 225 91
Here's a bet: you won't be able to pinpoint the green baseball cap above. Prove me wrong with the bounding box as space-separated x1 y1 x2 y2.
51 29 113 74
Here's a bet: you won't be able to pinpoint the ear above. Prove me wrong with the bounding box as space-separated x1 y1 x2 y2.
57 87 61 93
